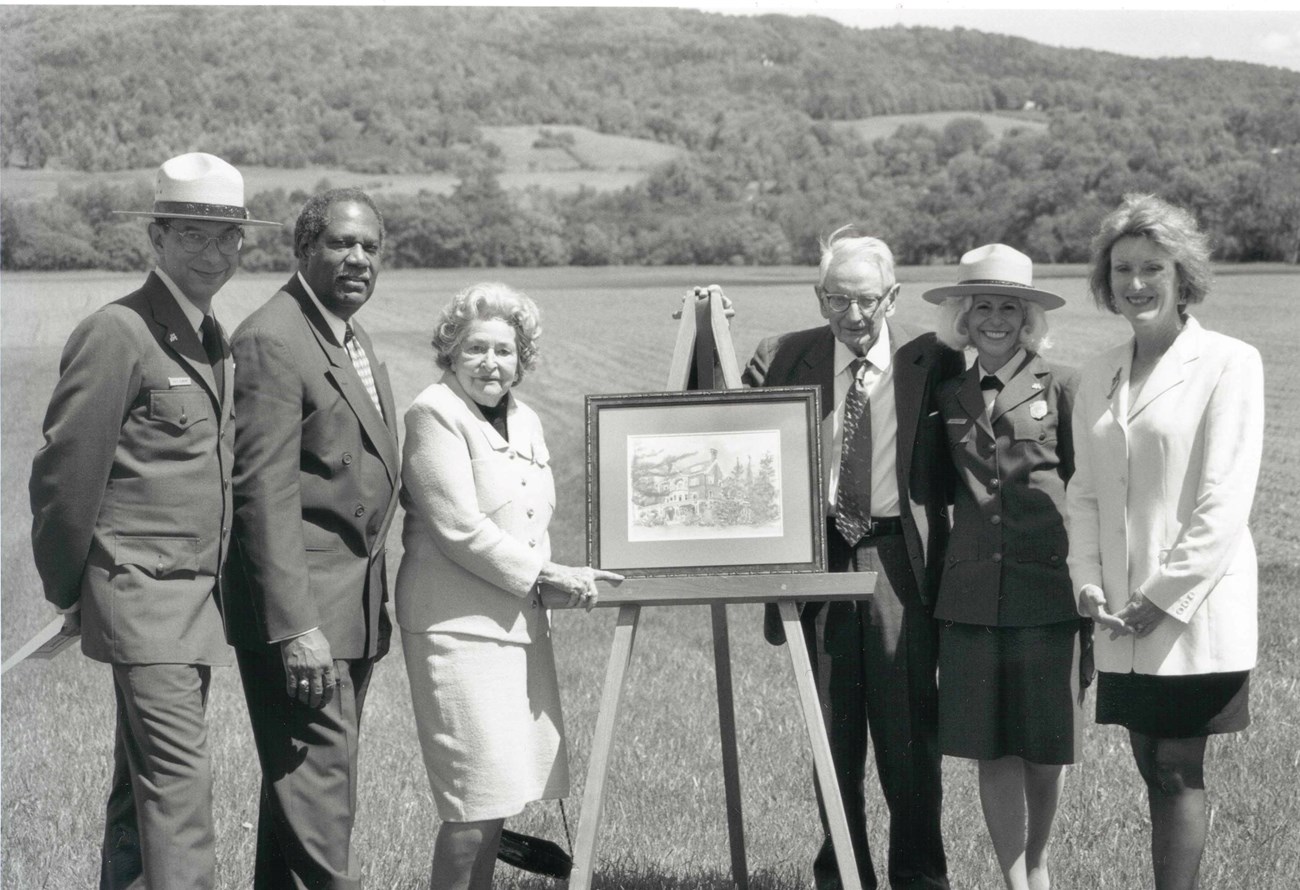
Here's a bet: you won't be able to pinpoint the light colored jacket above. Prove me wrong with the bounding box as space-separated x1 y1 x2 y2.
1066 317 1263 675
394 375 554 643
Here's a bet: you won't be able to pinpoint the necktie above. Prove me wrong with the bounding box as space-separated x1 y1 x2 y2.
835 358 873 546
344 324 383 416
980 374 1004 392
200 315 225 402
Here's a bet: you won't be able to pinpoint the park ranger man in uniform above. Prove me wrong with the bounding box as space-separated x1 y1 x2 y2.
28 152 278 890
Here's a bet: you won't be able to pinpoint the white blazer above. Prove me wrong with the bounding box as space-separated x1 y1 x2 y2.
394 374 555 644
1066 317 1263 675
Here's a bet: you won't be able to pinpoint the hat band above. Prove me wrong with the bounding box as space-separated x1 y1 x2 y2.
153 200 250 221
958 278 1035 289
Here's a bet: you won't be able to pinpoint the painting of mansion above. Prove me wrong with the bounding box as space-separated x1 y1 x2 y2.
627 430 783 542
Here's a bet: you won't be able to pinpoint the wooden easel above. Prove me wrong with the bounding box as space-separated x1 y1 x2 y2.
566 292 870 890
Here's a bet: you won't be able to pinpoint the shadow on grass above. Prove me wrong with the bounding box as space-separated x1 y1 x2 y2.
502 864 805 890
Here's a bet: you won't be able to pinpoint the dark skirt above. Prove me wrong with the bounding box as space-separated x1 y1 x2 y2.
1096 669 1250 738
938 620 1084 764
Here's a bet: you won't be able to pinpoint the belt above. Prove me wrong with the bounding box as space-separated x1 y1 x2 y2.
828 515 904 540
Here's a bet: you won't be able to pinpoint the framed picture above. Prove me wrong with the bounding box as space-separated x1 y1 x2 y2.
586 387 825 577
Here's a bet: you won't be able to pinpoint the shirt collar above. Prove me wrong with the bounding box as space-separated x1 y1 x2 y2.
833 321 893 377
153 267 207 333
978 348 1028 387
297 271 348 347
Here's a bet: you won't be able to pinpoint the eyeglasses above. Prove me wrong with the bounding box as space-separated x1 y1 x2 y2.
164 224 244 256
821 286 895 315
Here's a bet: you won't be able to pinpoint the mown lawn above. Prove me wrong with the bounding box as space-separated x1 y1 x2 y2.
3 265 1297 888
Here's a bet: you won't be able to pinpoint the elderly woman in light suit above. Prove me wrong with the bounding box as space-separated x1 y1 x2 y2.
1067 195 1264 890
925 245 1085 890
395 282 620 890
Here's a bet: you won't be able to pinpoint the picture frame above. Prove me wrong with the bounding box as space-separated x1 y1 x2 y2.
585 386 825 577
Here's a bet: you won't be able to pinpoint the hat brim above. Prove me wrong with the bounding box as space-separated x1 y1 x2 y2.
114 209 281 227
922 282 1065 310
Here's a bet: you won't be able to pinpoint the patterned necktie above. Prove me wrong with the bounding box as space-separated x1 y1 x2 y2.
344 324 383 416
835 358 873 546
200 315 224 402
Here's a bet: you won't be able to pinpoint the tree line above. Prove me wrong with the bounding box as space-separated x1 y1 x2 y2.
2 6 1298 267
5 110 1297 271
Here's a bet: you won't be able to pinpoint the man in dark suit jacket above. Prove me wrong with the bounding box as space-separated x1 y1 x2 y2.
739 226 962 890
29 152 278 889
225 188 399 889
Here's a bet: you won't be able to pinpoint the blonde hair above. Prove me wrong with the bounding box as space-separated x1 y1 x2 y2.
934 294 1051 353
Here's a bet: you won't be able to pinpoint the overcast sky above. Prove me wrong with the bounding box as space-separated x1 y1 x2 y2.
683 3 1300 73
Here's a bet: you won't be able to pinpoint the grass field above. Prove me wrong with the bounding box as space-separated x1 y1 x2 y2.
3 265 1298 888
0 125 687 203
832 111 1049 145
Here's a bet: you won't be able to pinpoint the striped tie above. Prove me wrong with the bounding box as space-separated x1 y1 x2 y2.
835 358 873 546
344 324 383 416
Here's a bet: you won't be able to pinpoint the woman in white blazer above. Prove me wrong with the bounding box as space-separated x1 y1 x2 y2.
395 282 620 890
1067 195 1264 890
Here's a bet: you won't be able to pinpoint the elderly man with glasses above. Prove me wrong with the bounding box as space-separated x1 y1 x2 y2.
722 225 963 890
29 152 279 890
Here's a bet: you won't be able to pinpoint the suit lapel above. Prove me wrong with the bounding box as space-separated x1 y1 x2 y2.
1129 320 1200 422
144 274 221 408
891 322 928 460
991 354 1047 424
289 281 400 485
794 329 837 419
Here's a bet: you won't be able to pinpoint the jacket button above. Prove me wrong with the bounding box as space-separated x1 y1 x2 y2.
355 505 366 517
1039 432 1047 441
1050 554 1060 563
991 553 1002 563
989 478 1000 489
342 453 353 466
526 508 535 518
521 478 527 486
528 539 537 548
180 413 188 424
991 515 1001 525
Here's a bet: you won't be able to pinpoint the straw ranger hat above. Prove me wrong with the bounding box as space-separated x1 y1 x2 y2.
115 152 279 227
922 243 1064 309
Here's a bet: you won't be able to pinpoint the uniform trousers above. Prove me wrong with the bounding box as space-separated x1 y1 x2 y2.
236 649 375 890
804 523 948 890
100 663 215 890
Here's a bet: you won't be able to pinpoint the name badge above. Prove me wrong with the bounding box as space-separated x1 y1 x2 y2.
1029 401 1048 420
169 376 192 387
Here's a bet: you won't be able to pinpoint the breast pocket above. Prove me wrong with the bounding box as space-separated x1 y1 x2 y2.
471 458 515 518
1011 414 1055 447
148 389 210 434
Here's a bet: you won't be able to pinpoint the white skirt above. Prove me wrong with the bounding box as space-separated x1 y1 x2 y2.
402 627 569 822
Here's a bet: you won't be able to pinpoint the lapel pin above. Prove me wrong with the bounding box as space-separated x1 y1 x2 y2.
168 332 179 343
1030 401 1048 420
1031 382 1043 391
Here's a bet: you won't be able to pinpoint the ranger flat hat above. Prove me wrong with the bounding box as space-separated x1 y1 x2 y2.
115 152 279 227
922 243 1064 309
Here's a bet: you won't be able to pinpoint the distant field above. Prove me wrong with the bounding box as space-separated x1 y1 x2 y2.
0 124 687 202
834 110 1049 143
3 266 1297 889
1 112 1042 202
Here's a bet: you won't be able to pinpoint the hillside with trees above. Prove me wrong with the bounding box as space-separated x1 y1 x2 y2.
3 5 1298 269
